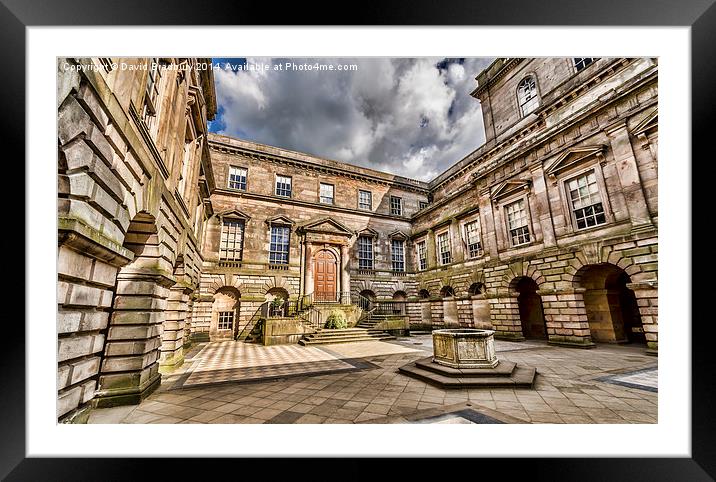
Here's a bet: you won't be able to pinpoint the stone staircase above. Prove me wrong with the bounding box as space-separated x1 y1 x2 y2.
398 357 537 389
298 327 395 346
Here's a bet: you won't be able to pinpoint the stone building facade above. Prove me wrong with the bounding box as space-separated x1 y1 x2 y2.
411 58 658 352
57 57 217 421
192 135 429 340
57 56 658 422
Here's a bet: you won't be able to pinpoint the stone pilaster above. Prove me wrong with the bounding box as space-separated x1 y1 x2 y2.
529 163 556 248
159 285 192 371
450 218 464 263
426 229 437 268
477 187 499 258
94 269 174 407
627 281 658 355
487 292 525 341
606 123 654 232
183 295 195 348
539 288 596 348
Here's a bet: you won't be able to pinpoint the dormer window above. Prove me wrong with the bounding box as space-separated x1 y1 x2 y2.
517 76 539 117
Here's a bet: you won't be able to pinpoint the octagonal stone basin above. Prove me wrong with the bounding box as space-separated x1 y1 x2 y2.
432 329 499 369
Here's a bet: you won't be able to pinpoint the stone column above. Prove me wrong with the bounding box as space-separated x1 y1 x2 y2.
529 163 557 248
95 269 174 407
487 291 525 341
538 288 596 348
304 242 313 297
159 285 192 372
340 243 350 304
606 123 654 231
627 281 658 355
183 295 195 348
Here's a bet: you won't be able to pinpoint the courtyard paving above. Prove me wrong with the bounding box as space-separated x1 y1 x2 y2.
86 335 658 424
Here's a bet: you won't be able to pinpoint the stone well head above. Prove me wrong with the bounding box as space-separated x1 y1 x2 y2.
432 328 498 369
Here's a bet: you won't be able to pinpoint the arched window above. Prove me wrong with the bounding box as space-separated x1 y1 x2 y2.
573 58 596 72
517 76 539 117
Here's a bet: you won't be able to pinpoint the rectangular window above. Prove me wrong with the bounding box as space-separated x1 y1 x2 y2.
218 311 234 330
390 196 403 216
574 58 596 72
228 166 247 190
417 241 427 271
391 239 405 272
419 201 429 210
567 171 606 229
269 226 290 265
506 200 531 246
320 183 334 204
437 232 451 265
464 220 483 258
358 190 372 210
275 175 292 197
220 219 245 260
358 236 374 270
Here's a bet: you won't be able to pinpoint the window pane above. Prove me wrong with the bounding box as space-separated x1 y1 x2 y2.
228 167 247 190
568 171 606 229
276 175 292 197
269 226 290 264
517 76 539 116
437 232 451 265
390 196 402 216
358 190 371 210
320 183 334 204
358 236 373 270
391 239 405 272
465 219 483 258
220 219 245 260
417 241 427 271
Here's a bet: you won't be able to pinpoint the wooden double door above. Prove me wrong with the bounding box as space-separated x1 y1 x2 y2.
314 249 337 302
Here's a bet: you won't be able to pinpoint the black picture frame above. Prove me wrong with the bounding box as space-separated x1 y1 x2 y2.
6 0 713 479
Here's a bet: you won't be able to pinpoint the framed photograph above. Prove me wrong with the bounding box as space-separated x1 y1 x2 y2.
9 0 713 478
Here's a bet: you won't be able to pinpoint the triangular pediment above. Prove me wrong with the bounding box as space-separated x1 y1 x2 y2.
490 179 531 201
265 215 295 227
545 145 606 177
298 217 353 236
357 227 379 238
217 208 251 221
388 230 408 241
631 108 658 136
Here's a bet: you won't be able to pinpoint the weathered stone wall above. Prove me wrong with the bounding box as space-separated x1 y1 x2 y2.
57 58 216 420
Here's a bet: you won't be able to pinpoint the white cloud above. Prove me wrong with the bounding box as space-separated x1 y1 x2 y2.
212 57 494 181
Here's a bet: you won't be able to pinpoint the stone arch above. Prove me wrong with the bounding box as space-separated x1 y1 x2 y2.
354 279 376 295
97 211 171 407
512 276 547 339
505 265 546 292
261 276 295 297
418 288 431 299
469 282 486 295
391 280 407 294
566 248 647 285
440 285 456 298
572 263 645 344
208 273 246 295
212 286 241 340
392 290 407 300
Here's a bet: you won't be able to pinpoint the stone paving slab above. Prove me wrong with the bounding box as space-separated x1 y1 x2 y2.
86 336 658 425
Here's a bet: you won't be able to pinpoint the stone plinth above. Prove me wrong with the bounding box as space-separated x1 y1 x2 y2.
432 329 499 369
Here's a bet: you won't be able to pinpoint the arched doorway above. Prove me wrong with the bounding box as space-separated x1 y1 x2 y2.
577 264 645 344
314 250 337 302
212 287 241 340
440 286 458 327
392 290 407 315
358 289 376 310
514 277 547 339
266 287 289 317
468 282 491 329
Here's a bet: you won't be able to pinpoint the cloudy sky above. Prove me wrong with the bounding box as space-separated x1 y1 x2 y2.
208 57 494 181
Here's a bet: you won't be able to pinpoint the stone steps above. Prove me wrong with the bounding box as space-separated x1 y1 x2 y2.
398 356 537 389
298 328 395 346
